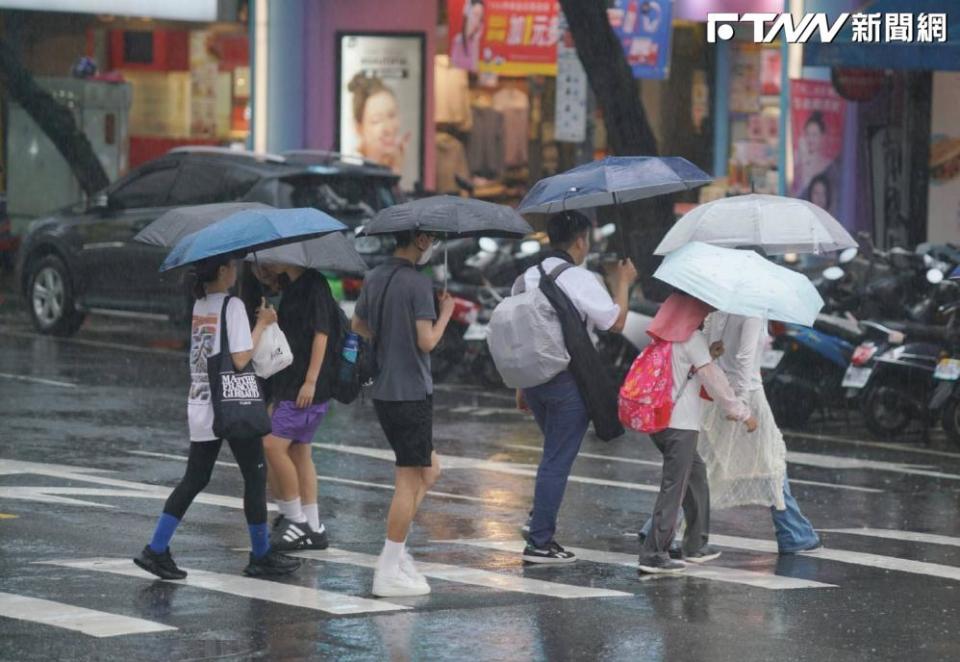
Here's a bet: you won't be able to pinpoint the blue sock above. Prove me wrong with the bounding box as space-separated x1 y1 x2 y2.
148 513 181 553
249 523 270 558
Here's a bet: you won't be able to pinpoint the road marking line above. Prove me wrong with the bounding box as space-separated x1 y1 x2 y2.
37 558 408 615
783 431 960 459
125 450 489 504
0 513 17 520
819 528 960 548
0 372 77 388
0 592 176 637
435 538 835 590
497 444 882 494
314 443 661 493
709 534 960 582
289 548 631 599
0 328 182 357
786 451 960 481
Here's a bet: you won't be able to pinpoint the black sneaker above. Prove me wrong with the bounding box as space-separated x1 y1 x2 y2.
638 532 683 559
685 545 722 564
133 545 187 580
270 516 311 551
637 555 686 575
522 541 577 564
243 550 301 577
302 524 329 550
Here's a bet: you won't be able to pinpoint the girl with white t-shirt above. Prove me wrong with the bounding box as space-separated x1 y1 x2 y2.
638 293 758 575
134 256 300 579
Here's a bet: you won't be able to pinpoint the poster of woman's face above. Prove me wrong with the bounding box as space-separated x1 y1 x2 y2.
338 34 424 190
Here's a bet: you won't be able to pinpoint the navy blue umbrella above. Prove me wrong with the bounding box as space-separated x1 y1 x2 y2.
160 207 346 272
518 156 712 218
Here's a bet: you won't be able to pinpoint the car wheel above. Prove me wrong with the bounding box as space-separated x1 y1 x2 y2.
27 254 85 336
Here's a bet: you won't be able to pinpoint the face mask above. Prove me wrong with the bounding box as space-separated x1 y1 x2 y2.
417 241 439 266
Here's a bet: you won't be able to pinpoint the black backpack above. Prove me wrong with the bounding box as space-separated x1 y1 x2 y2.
317 304 373 405
536 262 625 442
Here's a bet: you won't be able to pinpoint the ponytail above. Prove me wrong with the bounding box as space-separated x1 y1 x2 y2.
189 255 233 300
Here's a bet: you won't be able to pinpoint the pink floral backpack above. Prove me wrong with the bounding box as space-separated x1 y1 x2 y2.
618 338 678 434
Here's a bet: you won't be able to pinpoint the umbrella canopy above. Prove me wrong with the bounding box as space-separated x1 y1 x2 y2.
360 195 533 237
653 242 825 326
654 194 858 256
160 207 346 272
246 232 368 275
518 156 712 218
135 202 274 247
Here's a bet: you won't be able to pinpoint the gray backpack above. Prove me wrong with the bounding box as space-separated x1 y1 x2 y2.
487 263 572 388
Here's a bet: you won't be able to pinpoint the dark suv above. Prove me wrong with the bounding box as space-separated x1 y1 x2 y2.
16 147 400 335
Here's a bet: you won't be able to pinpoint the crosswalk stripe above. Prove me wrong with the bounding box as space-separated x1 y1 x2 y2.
289 548 632 599
709 534 960 582
783 430 960 459
126 450 489 504
498 443 883 494
435 538 835 590
0 592 176 638
37 558 408 615
818 528 960 548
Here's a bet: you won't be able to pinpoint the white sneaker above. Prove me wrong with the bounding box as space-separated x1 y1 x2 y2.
372 566 431 598
399 551 430 589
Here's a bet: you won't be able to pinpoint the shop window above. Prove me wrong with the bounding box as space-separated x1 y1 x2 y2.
111 166 178 209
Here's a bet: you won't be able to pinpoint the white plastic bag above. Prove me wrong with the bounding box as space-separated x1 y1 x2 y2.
252 323 293 379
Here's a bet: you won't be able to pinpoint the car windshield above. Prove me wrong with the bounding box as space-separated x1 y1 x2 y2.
277 175 399 227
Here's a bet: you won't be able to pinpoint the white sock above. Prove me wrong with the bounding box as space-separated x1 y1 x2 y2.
303 503 321 531
278 497 307 524
378 539 405 573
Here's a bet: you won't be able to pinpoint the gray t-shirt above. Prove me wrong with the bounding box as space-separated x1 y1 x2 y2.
355 257 437 401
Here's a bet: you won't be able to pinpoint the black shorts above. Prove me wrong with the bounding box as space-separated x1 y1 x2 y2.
373 396 434 467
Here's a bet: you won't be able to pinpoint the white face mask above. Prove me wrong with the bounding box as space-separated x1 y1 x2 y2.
417 240 439 266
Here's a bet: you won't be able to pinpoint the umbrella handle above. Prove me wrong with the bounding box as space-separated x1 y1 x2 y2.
613 197 627 260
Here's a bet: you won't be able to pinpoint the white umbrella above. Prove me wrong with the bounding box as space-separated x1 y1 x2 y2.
654 242 824 326
246 232 368 275
654 194 857 256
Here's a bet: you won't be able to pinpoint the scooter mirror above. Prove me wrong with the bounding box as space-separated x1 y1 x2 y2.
927 268 945 285
478 237 499 253
823 266 845 281
600 223 616 238
839 247 858 264
520 240 542 256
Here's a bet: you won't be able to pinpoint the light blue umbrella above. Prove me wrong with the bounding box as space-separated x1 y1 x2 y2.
160 208 346 272
653 242 825 326
518 156 712 218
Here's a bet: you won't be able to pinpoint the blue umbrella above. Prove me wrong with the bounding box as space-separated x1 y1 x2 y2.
518 156 712 217
160 207 346 272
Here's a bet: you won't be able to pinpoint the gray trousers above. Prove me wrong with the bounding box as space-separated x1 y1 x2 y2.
640 428 710 560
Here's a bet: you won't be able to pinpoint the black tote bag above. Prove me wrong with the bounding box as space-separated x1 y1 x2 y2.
208 296 273 440
537 263 625 442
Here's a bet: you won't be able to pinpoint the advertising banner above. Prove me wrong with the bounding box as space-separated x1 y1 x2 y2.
790 79 846 219
555 12 588 143
449 0 561 76
607 0 674 79
927 72 960 243
337 33 425 190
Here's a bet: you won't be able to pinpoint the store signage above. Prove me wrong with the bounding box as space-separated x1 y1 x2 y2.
336 33 425 191
830 68 887 102
0 0 218 21
555 12 587 143
790 80 846 220
708 11 948 44
449 0 561 76
608 0 674 79
926 72 960 244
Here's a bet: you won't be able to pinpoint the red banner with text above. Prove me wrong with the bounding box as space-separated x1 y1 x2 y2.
449 0 560 76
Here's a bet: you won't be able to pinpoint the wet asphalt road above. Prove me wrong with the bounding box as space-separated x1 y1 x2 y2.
1 307 960 662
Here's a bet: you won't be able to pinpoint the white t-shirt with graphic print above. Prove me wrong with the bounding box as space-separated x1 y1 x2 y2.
187 293 253 442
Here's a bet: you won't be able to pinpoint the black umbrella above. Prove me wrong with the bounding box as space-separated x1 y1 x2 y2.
360 195 533 238
134 202 274 247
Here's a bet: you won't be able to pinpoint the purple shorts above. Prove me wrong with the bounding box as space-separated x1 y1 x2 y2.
270 401 329 443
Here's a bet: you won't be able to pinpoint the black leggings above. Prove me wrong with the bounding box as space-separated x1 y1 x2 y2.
162 438 267 525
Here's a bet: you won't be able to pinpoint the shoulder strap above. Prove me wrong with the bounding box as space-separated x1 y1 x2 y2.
219 295 232 356
374 264 410 348
548 262 575 280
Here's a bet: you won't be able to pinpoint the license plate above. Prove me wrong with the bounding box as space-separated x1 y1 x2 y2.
760 349 784 369
934 358 960 381
464 323 489 341
842 366 873 389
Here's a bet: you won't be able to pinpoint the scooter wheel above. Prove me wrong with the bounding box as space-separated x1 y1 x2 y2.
941 397 960 449
861 383 912 440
